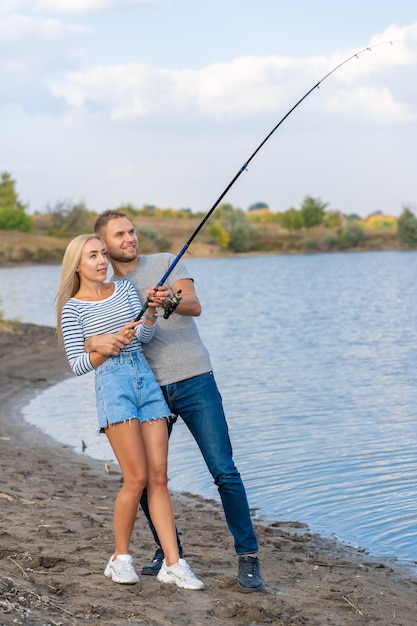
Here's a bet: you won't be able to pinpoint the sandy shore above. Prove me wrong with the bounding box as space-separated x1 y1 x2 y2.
1 322 417 626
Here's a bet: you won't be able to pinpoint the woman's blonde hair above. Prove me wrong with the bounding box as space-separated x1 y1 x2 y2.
56 234 102 342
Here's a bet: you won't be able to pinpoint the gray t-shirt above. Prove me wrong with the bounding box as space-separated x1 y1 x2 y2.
114 253 212 386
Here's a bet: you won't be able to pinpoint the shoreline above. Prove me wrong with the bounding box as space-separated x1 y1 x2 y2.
1 322 417 625
0 244 413 270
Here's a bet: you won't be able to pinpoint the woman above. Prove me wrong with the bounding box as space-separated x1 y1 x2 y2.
56 234 204 590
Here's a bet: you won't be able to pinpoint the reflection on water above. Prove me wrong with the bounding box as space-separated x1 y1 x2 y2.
3 252 417 565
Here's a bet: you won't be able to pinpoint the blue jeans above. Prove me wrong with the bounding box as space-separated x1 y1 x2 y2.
140 371 258 556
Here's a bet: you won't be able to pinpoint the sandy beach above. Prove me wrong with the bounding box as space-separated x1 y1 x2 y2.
1 322 417 626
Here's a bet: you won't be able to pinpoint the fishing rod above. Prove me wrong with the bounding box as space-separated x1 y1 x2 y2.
136 40 395 321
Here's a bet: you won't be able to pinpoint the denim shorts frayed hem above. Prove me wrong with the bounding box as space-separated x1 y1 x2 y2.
94 350 171 433
98 414 170 434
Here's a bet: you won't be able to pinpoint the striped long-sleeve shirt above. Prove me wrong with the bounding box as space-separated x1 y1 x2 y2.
61 280 155 376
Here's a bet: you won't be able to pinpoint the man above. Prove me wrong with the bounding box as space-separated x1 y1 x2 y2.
90 209 262 592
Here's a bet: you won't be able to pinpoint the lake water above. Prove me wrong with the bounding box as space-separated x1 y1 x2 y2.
1 252 417 566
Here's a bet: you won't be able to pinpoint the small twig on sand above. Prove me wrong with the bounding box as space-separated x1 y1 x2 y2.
0 492 14 501
343 595 364 615
7 556 29 578
6 578 77 625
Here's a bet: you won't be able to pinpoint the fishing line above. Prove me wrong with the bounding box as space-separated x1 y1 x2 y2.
136 40 395 320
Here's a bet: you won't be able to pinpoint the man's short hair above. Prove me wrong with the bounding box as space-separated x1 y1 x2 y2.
94 209 128 234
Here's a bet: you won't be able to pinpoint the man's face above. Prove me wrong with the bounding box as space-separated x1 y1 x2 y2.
101 217 139 263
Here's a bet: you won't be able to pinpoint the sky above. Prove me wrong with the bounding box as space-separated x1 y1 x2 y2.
1 0 416 219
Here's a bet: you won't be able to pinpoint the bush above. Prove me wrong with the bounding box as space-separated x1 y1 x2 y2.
303 237 318 251
363 214 397 230
322 211 343 229
397 208 417 246
207 204 256 252
321 233 339 250
278 208 303 231
47 201 94 237
0 171 33 232
0 206 33 232
207 221 230 248
337 222 365 248
222 209 257 252
136 225 170 252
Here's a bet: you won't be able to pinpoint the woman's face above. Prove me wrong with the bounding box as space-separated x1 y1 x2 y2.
77 238 108 282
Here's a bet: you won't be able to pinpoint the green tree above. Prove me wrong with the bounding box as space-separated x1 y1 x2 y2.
116 203 141 219
300 196 328 228
135 204 157 217
0 172 32 232
47 200 93 237
278 208 303 231
247 202 269 212
397 207 417 246
218 204 256 252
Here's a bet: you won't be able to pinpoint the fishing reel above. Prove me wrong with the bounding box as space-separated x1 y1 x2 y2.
162 289 182 319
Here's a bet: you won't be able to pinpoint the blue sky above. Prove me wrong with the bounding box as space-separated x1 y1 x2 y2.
1 0 416 218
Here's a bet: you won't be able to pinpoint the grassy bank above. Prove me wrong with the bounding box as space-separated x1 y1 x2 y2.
0 230 69 264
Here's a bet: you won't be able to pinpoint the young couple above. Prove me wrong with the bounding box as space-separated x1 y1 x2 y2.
56 210 263 593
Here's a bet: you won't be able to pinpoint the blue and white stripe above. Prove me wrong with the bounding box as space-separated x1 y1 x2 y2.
61 280 155 376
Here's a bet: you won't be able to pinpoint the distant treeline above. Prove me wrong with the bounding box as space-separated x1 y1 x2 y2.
1 170 417 257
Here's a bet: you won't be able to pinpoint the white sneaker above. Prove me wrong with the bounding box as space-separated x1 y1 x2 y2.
104 554 139 584
157 558 205 590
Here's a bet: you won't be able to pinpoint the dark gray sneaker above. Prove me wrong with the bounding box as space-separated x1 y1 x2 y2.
238 556 263 592
141 548 164 576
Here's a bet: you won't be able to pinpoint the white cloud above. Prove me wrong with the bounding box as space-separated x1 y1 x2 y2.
172 56 303 120
328 23 417 85
0 12 88 111
51 29 417 125
327 86 414 123
52 64 164 117
34 0 157 13
0 0 27 13
52 57 302 120
0 13 87 44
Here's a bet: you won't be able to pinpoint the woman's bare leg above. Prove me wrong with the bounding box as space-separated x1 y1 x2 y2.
105 420 147 557
140 419 179 566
